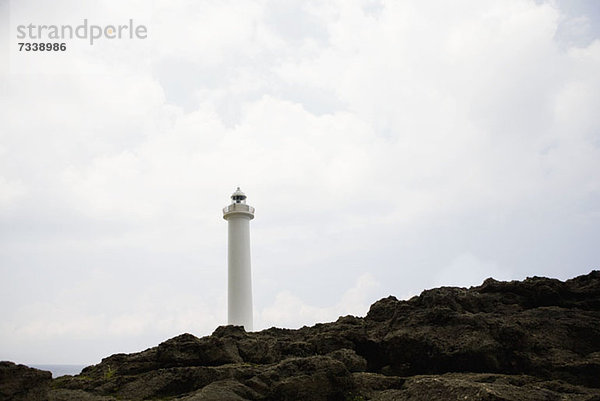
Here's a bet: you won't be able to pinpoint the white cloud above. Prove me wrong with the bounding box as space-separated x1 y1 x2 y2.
433 253 512 288
1 0 599 364
0 175 26 212
257 273 380 329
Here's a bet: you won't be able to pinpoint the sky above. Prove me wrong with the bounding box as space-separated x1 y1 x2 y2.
0 0 599 365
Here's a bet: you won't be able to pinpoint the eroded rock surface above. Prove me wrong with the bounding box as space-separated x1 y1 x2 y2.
0 362 51 401
7 271 600 400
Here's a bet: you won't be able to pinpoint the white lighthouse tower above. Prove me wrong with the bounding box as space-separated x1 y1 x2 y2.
223 187 255 331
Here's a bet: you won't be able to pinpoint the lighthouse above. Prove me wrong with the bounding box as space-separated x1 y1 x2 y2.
223 187 255 331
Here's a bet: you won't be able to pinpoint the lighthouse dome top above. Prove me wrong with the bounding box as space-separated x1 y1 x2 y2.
224 187 254 219
231 187 247 203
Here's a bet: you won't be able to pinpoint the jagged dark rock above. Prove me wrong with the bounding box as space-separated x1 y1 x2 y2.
0 361 52 401
5 270 600 400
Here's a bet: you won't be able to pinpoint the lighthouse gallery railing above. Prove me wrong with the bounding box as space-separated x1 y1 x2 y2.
223 204 255 214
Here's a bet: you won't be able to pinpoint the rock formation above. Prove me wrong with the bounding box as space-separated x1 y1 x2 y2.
2 271 599 400
0 362 52 401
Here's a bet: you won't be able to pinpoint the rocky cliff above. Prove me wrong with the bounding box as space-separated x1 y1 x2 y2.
2 271 600 400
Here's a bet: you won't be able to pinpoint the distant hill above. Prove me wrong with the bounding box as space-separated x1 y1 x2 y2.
2 270 599 400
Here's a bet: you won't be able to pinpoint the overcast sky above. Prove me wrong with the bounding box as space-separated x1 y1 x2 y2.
0 0 599 365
